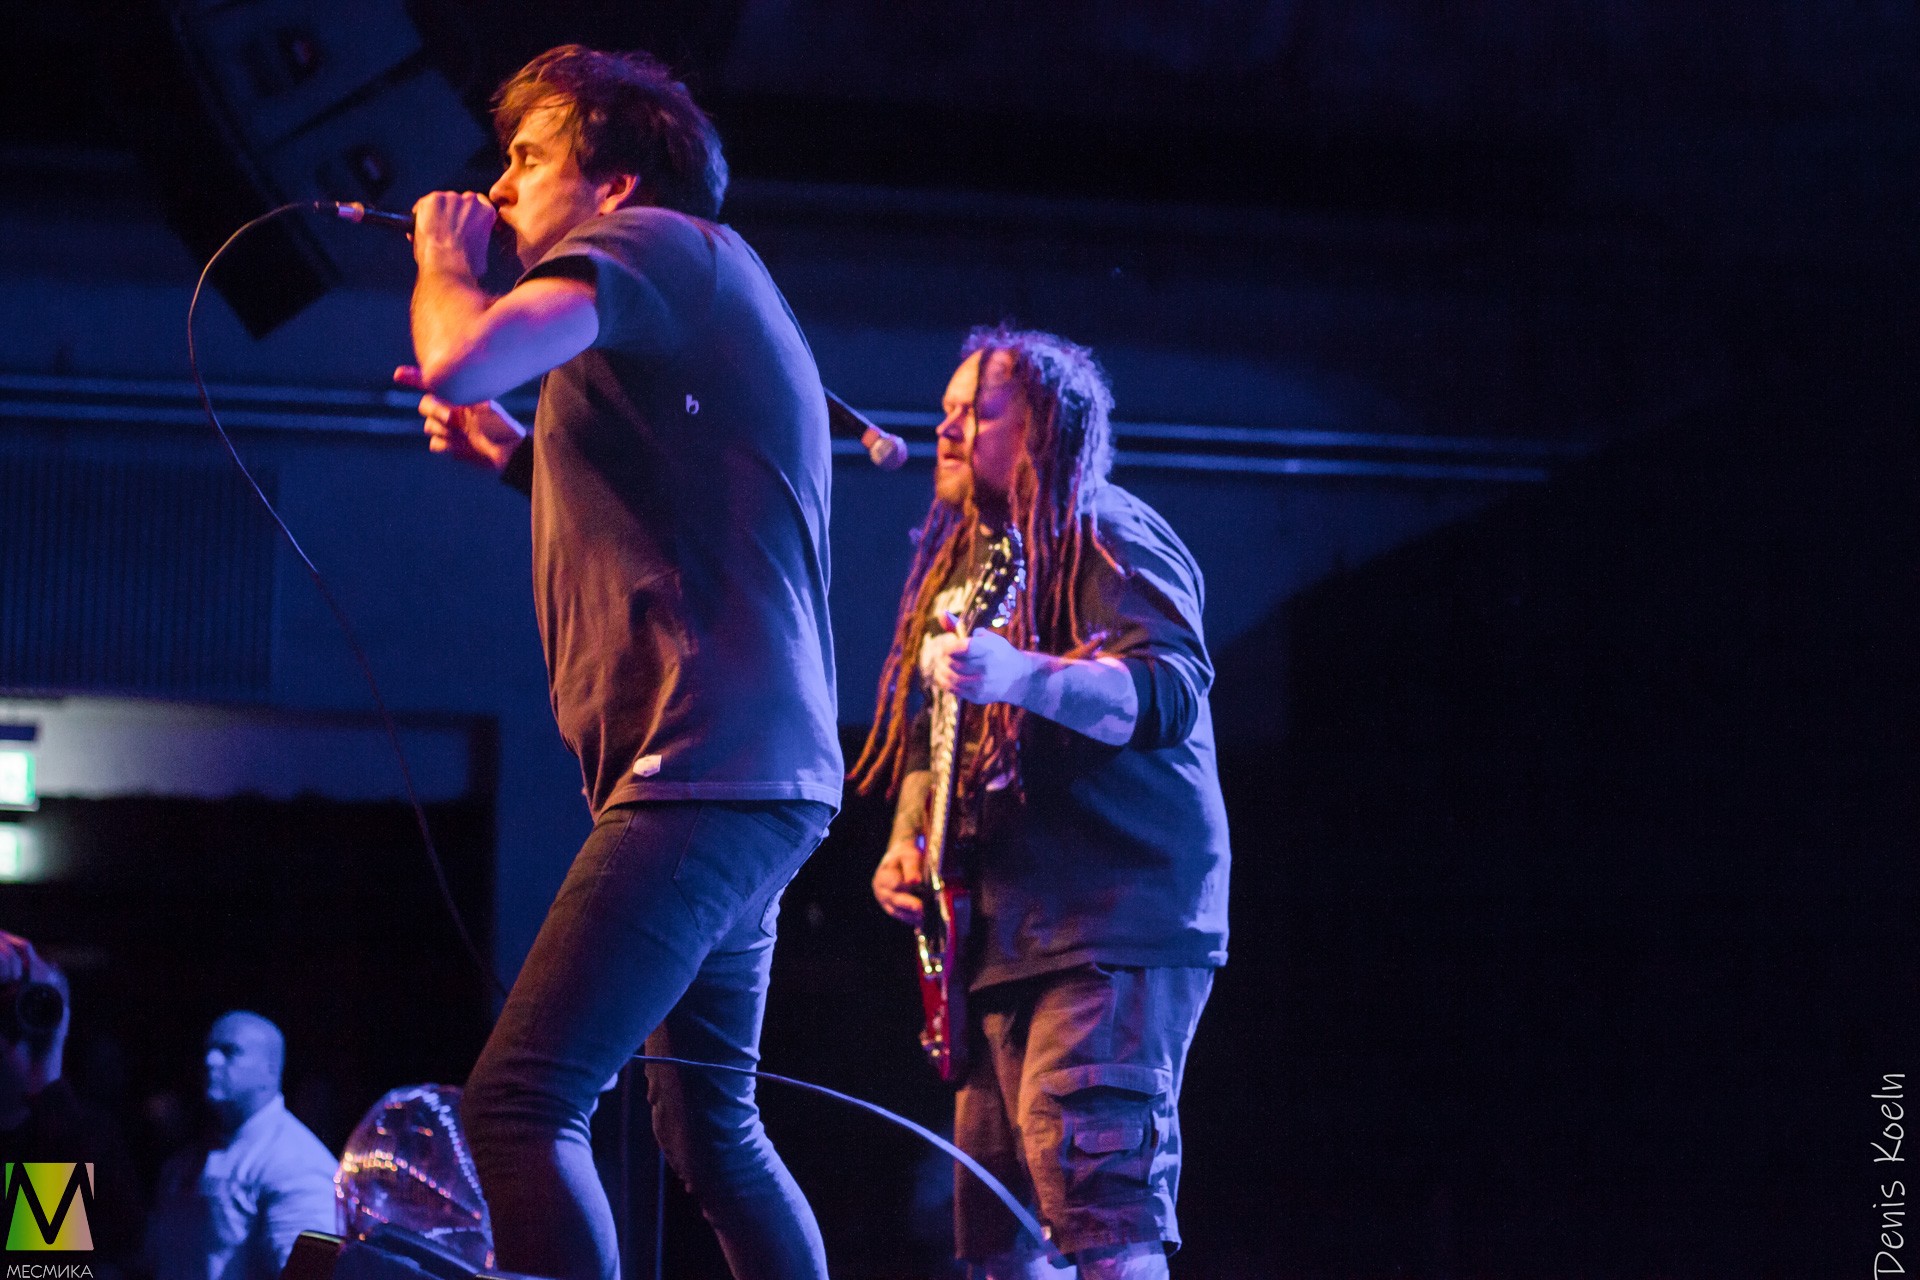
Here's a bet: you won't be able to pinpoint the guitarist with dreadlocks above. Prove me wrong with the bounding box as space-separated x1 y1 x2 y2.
855 327 1231 1280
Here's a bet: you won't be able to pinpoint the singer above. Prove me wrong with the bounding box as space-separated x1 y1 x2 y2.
400 45 839 1280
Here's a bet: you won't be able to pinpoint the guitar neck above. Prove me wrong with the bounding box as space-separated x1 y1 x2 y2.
921 529 1022 895
922 690 964 892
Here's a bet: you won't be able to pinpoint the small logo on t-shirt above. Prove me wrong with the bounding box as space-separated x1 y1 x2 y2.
685 395 700 415
633 754 662 778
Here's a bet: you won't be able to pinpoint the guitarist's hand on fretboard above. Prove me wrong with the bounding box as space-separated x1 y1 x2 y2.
924 626 1032 706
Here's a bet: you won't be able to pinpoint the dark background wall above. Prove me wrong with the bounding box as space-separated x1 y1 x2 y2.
1 3 1915 1276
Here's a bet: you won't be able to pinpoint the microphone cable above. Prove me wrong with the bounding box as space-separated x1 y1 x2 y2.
190 203 1052 1269
630 1053 1059 1263
188 200 506 1002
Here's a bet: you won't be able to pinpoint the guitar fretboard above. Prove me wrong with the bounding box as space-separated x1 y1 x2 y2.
924 686 960 893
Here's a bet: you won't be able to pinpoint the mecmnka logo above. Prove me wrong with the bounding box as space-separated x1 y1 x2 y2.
2 1164 93 1252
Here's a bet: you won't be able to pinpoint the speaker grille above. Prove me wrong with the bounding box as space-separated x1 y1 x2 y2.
0 450 276 697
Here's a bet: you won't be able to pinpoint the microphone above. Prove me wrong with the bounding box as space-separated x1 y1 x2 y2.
325 201 414 234
825 389 908 470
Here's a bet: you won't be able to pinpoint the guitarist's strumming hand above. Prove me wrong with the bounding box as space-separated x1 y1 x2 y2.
872 837 927 926
873 767 934 926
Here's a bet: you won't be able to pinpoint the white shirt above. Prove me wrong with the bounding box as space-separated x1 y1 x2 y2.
147 1095 339 1280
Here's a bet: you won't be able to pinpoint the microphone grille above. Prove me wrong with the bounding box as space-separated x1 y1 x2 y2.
867 433 908 470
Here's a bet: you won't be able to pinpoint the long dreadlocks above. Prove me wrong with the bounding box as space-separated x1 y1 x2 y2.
849 325 1120 801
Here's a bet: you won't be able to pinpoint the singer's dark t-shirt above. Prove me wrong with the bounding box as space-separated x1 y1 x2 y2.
509 206 841 817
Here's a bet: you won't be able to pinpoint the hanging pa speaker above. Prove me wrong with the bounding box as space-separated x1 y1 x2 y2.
148 0 490 336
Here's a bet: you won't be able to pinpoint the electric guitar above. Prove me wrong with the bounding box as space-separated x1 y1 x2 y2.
915 526 1025 1085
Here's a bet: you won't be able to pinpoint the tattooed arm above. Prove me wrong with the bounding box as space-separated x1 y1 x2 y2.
925 629 1138 746
872 769 932 924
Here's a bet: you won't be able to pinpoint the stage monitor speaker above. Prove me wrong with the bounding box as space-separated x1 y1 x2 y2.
155 0 490 336
282 1231 346 1280
279 1227 555 1280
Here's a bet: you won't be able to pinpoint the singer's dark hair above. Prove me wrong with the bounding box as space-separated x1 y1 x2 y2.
850 325 1119 802
493 45 727 220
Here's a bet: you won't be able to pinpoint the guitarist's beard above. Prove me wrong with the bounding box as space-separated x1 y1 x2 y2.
969 484 1012 534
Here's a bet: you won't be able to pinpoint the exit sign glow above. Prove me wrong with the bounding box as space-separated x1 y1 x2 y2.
0 750 35 810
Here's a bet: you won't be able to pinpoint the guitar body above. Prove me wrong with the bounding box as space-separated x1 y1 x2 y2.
913 881 971 1084
910 528 1023 1086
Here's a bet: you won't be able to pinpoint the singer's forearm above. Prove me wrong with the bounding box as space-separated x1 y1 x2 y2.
410 266 489 391
411 273 599 405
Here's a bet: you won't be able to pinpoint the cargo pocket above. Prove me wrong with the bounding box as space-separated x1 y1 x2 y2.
1035 1062 1171 1208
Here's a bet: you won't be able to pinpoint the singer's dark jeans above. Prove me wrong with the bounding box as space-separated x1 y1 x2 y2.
463 798 833 1280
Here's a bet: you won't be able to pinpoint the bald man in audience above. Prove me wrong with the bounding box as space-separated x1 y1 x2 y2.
147 1012 338 1280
